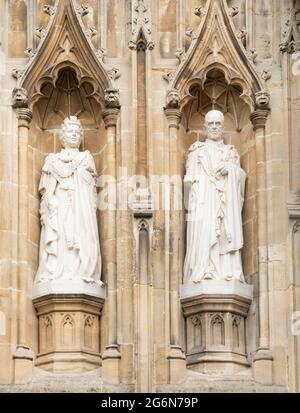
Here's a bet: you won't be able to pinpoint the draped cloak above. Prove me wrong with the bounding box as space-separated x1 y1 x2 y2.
35 149 102 283
183 140 246 284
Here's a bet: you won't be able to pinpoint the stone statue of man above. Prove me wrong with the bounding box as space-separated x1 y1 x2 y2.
35 116 102 284
183 110 246 284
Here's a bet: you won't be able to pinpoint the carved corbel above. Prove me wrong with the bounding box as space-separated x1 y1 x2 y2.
165 89 181 110
164 89 182 129
255 91 270 110
12 87 29 109
104 88 120 110
12 88 32 128
250 91 270 130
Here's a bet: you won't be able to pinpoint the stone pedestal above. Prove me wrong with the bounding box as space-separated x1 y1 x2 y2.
181 280 253 374
32 280 106 373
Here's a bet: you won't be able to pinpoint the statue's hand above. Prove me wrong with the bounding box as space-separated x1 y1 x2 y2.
215 162 228 176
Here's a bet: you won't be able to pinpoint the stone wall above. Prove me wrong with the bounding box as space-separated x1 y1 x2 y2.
0 0 299 393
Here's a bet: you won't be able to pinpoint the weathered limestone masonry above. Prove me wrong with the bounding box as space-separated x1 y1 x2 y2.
0 0 299 393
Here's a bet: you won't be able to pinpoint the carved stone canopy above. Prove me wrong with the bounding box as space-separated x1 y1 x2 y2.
168 0 266 115
14 0 120 118
280 8 300 53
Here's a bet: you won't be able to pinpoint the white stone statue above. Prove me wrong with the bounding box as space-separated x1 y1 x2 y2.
183 110 246 284
35 116 102 284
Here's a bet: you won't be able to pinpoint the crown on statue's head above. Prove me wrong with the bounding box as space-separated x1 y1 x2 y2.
62 116 82 129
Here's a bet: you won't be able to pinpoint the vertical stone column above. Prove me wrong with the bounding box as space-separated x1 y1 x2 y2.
12 88 34 383
101 91 121 384
250 92 273 384
165 90 186 384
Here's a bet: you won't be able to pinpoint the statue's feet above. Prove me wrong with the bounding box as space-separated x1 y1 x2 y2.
203 272 215 280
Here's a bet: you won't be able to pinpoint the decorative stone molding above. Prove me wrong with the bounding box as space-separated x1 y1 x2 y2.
35 26 47 40
247 49 258 63
261 69 272 83
129 0 154 51
175 49 186 64
250 109 270 131
280 8 300 53
16 0 117 114
102 108 120 129
181 280 253 374
86 27 97 39
168 0 265 113
76 4 89 18
43 5 56 16
96 47 107 62
13 345 34 361
24 47 36 59
32 286 105 373
16 108 33 128
162 70 176 83
11 68 25 80
185 27 194 39
237 27 247 41
229 7 239 18
194 7 206 19
294 220 300 233
132 189 153 218
287 199 300 219
164 108 182 129
107 68 121 82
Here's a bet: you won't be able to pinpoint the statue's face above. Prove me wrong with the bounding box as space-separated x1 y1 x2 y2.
204 111 224 141
167 91 180 106
62 124 82 149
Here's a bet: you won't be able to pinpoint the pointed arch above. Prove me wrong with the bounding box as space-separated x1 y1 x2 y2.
17 0 116 111
169 0 265 112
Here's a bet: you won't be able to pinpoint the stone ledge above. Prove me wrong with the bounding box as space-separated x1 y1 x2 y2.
32 279 106 300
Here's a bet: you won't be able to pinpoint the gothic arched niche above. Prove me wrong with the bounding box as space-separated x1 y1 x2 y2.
178 68 256 282
16 0 117 282
35 67 102 130
167 0 267 283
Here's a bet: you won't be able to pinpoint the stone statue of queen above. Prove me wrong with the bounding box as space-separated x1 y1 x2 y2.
183 110 247 284
35 116 102 284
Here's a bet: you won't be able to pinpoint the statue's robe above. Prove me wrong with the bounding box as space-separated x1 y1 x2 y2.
183 140 246 284
35 149 101 283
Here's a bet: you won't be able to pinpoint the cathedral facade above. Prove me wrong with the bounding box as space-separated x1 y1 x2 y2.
0 0 299 392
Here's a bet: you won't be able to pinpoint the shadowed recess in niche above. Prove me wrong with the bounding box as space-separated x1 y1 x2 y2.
182 69 249 133
34 68 102 130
